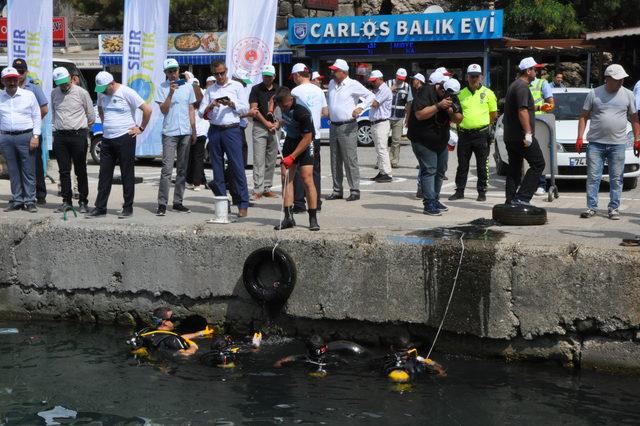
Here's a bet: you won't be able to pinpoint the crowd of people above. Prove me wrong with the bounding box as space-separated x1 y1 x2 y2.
0 55 639 225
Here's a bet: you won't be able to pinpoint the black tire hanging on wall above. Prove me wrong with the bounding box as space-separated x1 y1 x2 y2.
492 203 547 226
243 247 296 304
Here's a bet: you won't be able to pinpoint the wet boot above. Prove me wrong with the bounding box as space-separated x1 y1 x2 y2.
308 209 320 231
274 206 296 230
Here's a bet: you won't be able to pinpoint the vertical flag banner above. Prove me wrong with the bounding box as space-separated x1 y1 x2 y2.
122 0 169 156
226 0 277 84
7 0 53 156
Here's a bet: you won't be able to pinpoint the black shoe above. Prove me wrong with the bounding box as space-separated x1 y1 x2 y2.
36 197 46 205
436 201 449 212
448 191 464 201
4 203 24 212
172 204 191 213
369 172 382 181
415 187 422 199
118 208 133 219
391 164 399 169
374 173 393 183
346 193 360 202
156 205 166 216
25 203 38 213
309 216 320 231
477 193 487 202
326 193 343 200
85 208 107 218
274 217 296 230
292 205 307 214
55 203 73 213
78 202 89 214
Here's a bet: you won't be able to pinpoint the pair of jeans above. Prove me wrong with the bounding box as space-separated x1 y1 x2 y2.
186 135 206 186
454 130 490 194
94 133 136 211
412 142 448 204
252 122 278 193
505 137 545 203
0 132 36 204
158 134 191 207
586 141 625 211
294 139 322 209
208 126 249 209
329 121 360 195
53 130 89 205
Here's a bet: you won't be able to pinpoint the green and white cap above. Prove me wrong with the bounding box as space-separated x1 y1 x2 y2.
95 71 114 93
261 64 276 77
53 67 70 86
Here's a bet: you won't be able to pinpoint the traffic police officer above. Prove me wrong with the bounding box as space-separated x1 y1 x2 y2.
449 64 497 202
386 68 413 168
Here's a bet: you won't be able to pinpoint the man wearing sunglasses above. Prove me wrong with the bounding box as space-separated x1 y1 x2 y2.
13 59 49 205
142 307 205 357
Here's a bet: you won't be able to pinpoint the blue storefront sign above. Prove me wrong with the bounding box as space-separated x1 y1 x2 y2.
289 9 503 45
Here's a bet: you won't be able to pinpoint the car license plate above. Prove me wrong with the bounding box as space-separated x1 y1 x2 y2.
569 157 586 167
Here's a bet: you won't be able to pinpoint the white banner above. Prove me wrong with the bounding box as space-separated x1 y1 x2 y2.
226 0 278 84
7 0 53 154
122 0 169 156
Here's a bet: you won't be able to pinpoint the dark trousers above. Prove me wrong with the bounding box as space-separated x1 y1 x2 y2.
186 135 206 186
207 126 249 209
454 131 489 194
94 134 136 211
505 137 546 203
53 130 88 205
294 139 321 210
223 127 248 206
35 143 47 200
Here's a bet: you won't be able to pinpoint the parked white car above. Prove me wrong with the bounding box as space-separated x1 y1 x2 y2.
494 87 639 190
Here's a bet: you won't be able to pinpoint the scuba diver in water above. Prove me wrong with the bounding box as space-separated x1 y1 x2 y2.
127 307 214 358
198 332 262 368
274 334 366 377
380 335 446 382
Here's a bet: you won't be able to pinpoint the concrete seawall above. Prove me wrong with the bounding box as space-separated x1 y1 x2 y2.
1 217 640 373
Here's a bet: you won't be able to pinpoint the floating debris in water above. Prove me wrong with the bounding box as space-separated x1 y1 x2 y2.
0 328 19 334
37 405 78 425
274 404 293 409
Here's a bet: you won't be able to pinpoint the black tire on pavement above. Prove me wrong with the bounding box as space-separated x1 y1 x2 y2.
492 203 547 226
623 177 638 191
243 247 296 304
90 137 102 164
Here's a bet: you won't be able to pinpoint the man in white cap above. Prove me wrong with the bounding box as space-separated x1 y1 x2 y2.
186 76 209 192
311 71 325 88
449 64 497 203
577 64 640 220
0 67 42 212
368 70 393 182
154 58 199 216
50 66 95 214
249 64 280 200
386 68 413 168
86 71 152 218
290 62 327 213
205 75 216 89
326 58 374 201
407 75 463 216
501 57 546 206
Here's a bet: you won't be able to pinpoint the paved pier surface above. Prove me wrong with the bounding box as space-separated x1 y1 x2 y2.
1 145 639 373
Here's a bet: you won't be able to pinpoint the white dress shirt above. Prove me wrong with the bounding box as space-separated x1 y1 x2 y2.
370 82 392 121
0 87 42 135
198 79 249 126
327 76 375 123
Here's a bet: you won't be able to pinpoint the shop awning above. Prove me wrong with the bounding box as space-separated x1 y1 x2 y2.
100 52 293 66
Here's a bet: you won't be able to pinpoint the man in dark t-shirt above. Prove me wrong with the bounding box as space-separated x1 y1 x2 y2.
407 75 463 215
502 57 546 205
273 86 319 231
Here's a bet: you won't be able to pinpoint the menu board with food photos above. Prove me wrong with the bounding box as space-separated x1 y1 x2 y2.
99 30 290 55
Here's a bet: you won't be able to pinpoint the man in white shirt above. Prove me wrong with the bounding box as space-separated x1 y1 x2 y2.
326 58 374 202
634 79 640 114
290 63 328 213
367 70 393 183
86 71 152 219
0 67 42 212
198 61 250 217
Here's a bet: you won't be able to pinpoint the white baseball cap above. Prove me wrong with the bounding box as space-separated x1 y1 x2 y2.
95 71 114 93
410 73 426 84
233 68 252 84
53 67 71 86
1 67 20 79
261 64 276 77
206 75 216 83
466 64 482 75
604 64 629 80
368 70 383 81
311 71 325 80
291 63 309 74
435 66 453 77
163 58 179 71
518 57 544 71
429 71 450 85
443 78 461 95
192 77 200 85
328 58 349 72
396 68 407 80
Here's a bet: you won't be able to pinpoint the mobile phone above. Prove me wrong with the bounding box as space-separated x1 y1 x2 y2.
215 96 230 103
175 79 186 86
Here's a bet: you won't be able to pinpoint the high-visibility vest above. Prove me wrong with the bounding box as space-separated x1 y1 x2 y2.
530 78 544 115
